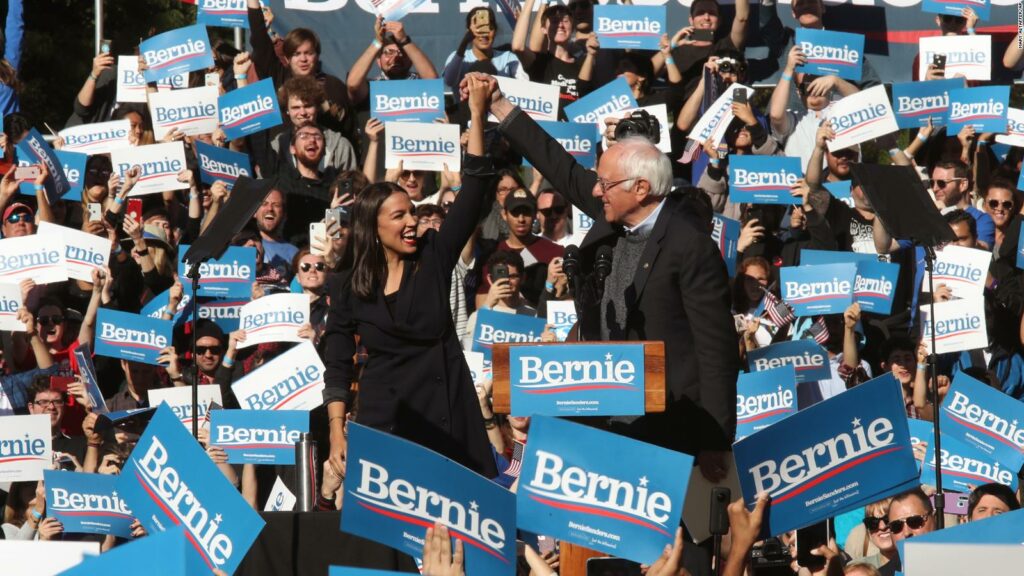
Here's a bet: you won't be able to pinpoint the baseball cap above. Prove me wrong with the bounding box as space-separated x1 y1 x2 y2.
3 202 33 222
690 0 720 16
503 189 537 214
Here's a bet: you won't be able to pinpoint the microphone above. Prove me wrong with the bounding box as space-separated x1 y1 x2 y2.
595 245 613 284
563 245 581 282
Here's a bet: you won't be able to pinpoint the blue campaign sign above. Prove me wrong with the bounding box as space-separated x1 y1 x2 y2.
795 28 865 82
139 24 214 83
16 128 71 205
921 0 990 20
195 140 253 189
179 245 256 299
95 407 157 432
341 423 516 576
95 308 173 366
471 308 547 362
60 525 188 576
939 371 1024 472
747 339 832 384
947 85 1009 134
712 214 741 277
370 78 445 123
920 433 1019 493
211 409 309 465
330 569 409 576
907 418 932 472
518 415 692 564
1017 220 1024 269
197 0 249 29
736 367 798 441
45 470 134 538
564 77 637 125
117 404 265 574
509 343 645 417
733 374 919 535
798 249 877 266
593 5 666 51
780 263 856 316
530 121 599 169
56 150 88 200
141 289 190 324
218 78 283 140
824 180 853 208
73 343 108 414
891 78 965 129
854 260 899 315
728 155 802 205
197 296 245 334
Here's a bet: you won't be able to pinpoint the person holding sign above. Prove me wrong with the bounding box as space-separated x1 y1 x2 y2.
345 16 439 105
324 76 498 479
442 7 528 95
512 0 595 112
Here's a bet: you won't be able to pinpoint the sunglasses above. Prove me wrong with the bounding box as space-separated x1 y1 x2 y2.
988 199 1013 210
6 212 30 224
539 206 567 218
37 315 65 326
888 514 929 533
862 516 889 533
196 345 223 356
929 178 964 189
300 262 326 272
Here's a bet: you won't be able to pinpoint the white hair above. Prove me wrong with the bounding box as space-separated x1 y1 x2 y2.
614 137 673 198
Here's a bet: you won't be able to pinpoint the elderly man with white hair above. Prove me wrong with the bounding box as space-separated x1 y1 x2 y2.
463 72 739 483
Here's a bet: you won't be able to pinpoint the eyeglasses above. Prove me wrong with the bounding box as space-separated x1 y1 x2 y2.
300 262 326 273
596 177 635 194
887 514 930 533
6 213 30 224
418 218 444 227
196 345 223 356
929 178 964 189
33 399 62 408
539 206 567 218
296 132 324 142
381 48 403 58
862 516 889 533
37 315 65 326
988 199 1014 210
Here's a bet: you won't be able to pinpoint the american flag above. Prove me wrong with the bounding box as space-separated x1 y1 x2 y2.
805 316 830 346
504 440 525 479
761 290 795 328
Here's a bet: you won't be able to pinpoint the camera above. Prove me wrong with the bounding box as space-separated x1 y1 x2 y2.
614 109 661 144
750 537 793 575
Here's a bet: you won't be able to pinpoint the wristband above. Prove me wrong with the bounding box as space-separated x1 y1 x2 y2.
888 148 900 157
665 57 675 66
397 36 412 47
372 39 382 49
114 197 124 205
450 185 462 192
917 363 928 371
233 74 246 80
158 306 169 317
31 510 42 520
33 184 44 193
89 73 99 82
781 72 794 83
977 140 988 146
967 27 976 35
709 157 720 168
329 415 345 425
111 244 123 255
916 133 927 143
222 356 234 368
545 281 555 292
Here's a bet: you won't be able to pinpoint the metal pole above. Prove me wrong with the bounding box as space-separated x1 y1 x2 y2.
94 0 103 54
234 28 243 50
924 245 945 530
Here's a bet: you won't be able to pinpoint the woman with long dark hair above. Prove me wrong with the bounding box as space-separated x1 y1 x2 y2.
323 76 498 478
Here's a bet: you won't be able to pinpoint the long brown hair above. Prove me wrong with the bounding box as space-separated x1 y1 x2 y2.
351 182 407 300
0 60 21 94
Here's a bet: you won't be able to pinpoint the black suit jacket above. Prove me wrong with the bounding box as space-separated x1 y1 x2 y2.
500 107 740 451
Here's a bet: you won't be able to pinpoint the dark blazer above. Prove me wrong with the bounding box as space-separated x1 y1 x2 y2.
322 156 497 478
500 107 740 452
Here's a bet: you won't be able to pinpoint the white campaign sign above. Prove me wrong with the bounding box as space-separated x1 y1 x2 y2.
0 414 51 482
0 234 69 285
464 350 486 384
918 34 992 82
603 103 672 154
148 385 223 430
904 543 1024 576
688 83 755 147
231 341 326 411
0 283 26 331
494 76 560 122
37 222 110 282
110 142 189 196
237 293 310 348
826 85 899 152
58 120 132 156
264 476 298 512
995 108 1024 148
921 244 990 299
919 297 988 355
116 55 148 103
384 121 461 172
546 300 577 342
0 541 100 576
147 86 219 139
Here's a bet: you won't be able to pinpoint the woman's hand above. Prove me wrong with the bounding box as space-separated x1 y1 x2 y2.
233 51 252 77
737 218 764 253
365 117 384 143
785 45 806 73
38 517 64 541
17 307 36 337
843 302 861 331
422 523 464 576
98 453 123 475
321 460 343 504
329 425 347 479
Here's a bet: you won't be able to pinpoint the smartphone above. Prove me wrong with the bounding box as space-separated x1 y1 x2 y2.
732 87 747 105
932 53 947 73
471 8 492 29
796 519 833 569
14 165 41 181
586 558 641 576
57 453 77 471
205 72 220 88
692 28 715 43
101 38 112 54
492 263 509 282
88 203 103 223
324 207 347 231
933 492 970 516
126 198 143 224
310 222 327 256
710 487 731 536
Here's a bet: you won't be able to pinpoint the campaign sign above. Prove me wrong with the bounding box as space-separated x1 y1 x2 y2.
493 0 522 29
141 289 190 322
59 525 187 576
0 234 68 285
733 374 919 535
780 263 856 316
471 308 547 362
823 180 853 207
111 142 189 196
919 297 987 355
198 0 248 28
211 410 308 465
688 83 756 147
341 422 516 576
921 0 990 20
712 214 741 277
799 249 877 266
1018 221 1024 270
736 367 798 441
908 418 932 471
827 85 899 152
58 120 132 156
922 244 989 299
373 0 431 20
854 260 899 315
195 141 252 190
179 244 255 299
45 470 134 537
518 415 692 563
56 150 88 200
218 78 283 141
16 128 71 205
747 339 831 384
148 86 219 139
920 434 1019 493
565 77 638 127
795 28 864 82
530 121 598 170
496 76 560 122
197 296 245 333
149 386 223 430
370 78 444 123
73 344 108 414
95 407 157 433
38 221 110 283
156 72 189 92
265 476 297 512
939 371 1024 472
509 343 645 417
237 292 309 348
948 85 1009 135
546 300 577 342
231 341 326 411
896 508 1024 551
384 121 461 172
117 404 265 574
95 308 173 365
465 350 487 383
0 284 25 332
116 55 148 103
593 5 665 51
139 24 214 83
0 414 50 482
728 156 802 205
918 35 992 81
891 78 965 129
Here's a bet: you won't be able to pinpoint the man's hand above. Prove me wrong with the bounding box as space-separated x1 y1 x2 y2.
737 218 764 253
727 494 770 554
785 45 806 73
697 450 729 483
815 121 835 150
233 52 252 77
961 7 978 30
422 523 465 576
647 527 690 576
731 100 756 126
90 52 115 80
383 20 408 43
806 75 838 98
484 277 513 309
843 302 861 331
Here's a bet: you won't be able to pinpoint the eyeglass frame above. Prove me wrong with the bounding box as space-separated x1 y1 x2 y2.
595 177 636 195
887 513 930 533
987 199 1014 210
929 177 965 189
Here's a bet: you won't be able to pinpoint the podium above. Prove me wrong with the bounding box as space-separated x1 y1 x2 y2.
491 341 666 576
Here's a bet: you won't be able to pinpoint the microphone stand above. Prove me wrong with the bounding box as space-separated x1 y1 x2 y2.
921 243 945 529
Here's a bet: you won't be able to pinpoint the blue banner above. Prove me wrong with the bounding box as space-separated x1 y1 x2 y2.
211 409 309 465
118 404 265 574
736 367 798 441
854 260 899 315
593 5 666 51
921 0 990 20
795 28 865 82
341 423 516 576
218 78 283 141
823 180 853 208
728 156 802 205
59 525 188 575
471 309 547 362
947 85 1010 134
95 308 173 366
518 415 692 564
139 24 215 83
179 245 256 299
16 128 71 205
747 339 832 384
781 263 856 316
56 150 88 200
509 343 645 417
45 470 135 538
198 297 245 334
73 343 108 414
891 78 965 129
370 78 445 123
733 374 919 535
530 121 599 170
712 214 741 277
921 433 1019 493
195 141 253 189
564 77 637 125
198 0 249 29
799 249 877 266
907 418 933 472
939 371 1024 472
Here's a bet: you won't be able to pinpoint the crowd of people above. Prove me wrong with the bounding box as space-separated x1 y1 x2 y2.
1 0 1023 574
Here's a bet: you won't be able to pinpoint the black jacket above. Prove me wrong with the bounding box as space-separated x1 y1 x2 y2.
500 107 740 452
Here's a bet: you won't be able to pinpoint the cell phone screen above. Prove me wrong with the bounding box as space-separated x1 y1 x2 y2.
796 519 832 568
